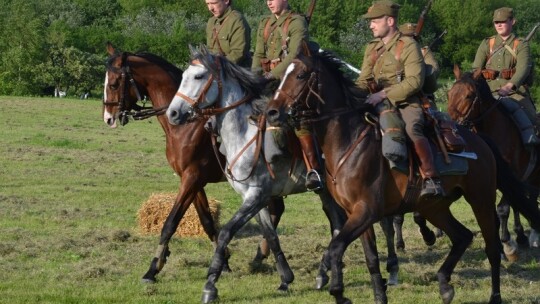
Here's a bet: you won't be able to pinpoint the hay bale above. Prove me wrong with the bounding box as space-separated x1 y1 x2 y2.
137 193 220 238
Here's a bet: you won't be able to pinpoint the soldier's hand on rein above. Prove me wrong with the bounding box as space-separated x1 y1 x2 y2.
498 83 515 97
366 90 387 106
263 72 276 80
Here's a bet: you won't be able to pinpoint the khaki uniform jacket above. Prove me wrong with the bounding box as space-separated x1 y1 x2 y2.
472 33 532 93
252 10 308 79
206 7 251 67
356 32 425 106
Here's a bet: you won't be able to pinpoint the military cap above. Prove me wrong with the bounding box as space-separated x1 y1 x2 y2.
399 23 416 36
493 7 513 22
362 0 401 19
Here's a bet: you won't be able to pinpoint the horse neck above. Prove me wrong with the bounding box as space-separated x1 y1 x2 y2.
216 82 255 154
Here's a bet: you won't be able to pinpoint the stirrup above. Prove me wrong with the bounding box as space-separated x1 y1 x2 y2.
420 178 445 198
305 169 323 192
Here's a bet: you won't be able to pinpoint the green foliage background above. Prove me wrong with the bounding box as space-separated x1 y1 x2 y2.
0 0 538 100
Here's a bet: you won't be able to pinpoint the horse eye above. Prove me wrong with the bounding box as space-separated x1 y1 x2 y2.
194 74 205 80
109 83 119 90
296 72 308 80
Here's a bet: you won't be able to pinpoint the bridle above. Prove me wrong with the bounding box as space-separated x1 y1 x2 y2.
451 78 501 129
174 58 253 122
103 53 167 125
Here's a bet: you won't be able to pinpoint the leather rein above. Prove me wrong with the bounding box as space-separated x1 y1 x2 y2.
103 53 168 125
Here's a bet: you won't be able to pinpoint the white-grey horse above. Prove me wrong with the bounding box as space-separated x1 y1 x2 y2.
165 46 397 303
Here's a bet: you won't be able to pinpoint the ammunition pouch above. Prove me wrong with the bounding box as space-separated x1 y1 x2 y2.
481 69 499 80
438 120 466 153
500 68 515 80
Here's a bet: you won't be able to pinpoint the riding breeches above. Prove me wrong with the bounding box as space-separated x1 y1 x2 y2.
398 103 426 142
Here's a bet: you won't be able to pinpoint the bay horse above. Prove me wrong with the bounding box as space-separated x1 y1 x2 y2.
447 67 540 250
265 51 538 304
165 46 405 303
102 43 290 283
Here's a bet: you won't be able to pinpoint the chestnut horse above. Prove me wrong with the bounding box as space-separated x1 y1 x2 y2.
102 43 288 283
266 51 537 304
447 67 540 250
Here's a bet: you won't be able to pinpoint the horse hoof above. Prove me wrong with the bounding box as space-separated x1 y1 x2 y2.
441 286 455 304
529 229 539 248
396 241 405 251
502 240 518 262
338 297 352 304
422 230 436 246
141 277 156 284
387 271 398 286
515 234 529 247
201 288 218 304
488 293 502 304
222 263 232 273
316 274 329 290
277 282 289 292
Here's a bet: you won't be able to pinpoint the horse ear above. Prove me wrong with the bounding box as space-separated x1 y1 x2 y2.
453 64 461 80
106 42 116 56
301 40 312 57
472 68 483 80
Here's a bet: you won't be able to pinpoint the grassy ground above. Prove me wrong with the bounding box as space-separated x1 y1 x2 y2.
0 96 538 304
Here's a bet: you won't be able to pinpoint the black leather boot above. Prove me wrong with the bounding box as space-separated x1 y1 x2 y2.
298 134 323 192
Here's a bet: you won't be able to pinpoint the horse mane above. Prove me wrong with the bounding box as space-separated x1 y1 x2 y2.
190 45 266 99
307 51 370 111
106 50 183 85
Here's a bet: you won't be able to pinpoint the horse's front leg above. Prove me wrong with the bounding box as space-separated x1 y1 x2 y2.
328 216 384 304
496 197 518 261
142 187 200 283
202 196 270 303
254 206 294 291
392 213 405 250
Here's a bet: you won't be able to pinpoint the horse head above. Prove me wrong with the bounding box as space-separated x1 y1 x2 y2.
267 50 366 129
447 65 494 126
103 42 146 128
167 45 264 126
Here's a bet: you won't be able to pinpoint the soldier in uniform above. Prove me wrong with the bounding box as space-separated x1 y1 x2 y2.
205 0 251 67
357 0 444 198
472 7 538 145
253 0 323 191
399 23 440 100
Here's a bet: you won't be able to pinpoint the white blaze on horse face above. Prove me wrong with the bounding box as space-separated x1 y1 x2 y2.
102 72 117 128
274 63 296 100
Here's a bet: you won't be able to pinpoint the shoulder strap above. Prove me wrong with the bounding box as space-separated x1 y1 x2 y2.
281 14 295 52
211 14 232 55
263 17 279 43
394 39 405 81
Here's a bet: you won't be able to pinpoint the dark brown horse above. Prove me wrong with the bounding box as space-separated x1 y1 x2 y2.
447 67 540 250
266 51 537 304
102 43 287 283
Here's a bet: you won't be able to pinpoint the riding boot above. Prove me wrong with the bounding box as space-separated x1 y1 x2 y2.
298 134 323 192
413 138 445 198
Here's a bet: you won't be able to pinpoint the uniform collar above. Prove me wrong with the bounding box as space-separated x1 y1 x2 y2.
272 9 292 25
215 7 233 24
496 32 516 44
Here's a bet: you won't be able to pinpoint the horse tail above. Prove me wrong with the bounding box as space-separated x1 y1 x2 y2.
479 134 540 231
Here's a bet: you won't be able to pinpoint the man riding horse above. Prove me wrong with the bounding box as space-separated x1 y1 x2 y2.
356 0 444 198
472 7 539 146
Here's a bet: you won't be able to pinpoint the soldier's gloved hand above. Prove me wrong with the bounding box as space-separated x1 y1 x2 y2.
263 72 276 80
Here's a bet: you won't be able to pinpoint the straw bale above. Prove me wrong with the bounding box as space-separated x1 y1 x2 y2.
137 193 220 238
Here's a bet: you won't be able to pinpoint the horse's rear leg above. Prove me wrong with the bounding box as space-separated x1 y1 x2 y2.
496 197 518 261
251 197 285 270
393 214 405 251
142 189 199 283
512 210 529 246
413 212 437 246
380 216 399 286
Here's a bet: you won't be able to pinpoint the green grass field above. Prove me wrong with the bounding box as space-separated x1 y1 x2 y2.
0 96 538 304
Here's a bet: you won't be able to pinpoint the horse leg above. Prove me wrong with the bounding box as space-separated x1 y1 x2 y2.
314 189 347 290
254 207 295 291
202 197 290 303
251 197 285 270
423 208 475 304
467 195 503 304
496 196 518 261
413 212 437 246
512 210 529 246
380 216 399 286
192 190 232 272
392 213 405 251
142 187 199 283
328 212 383 304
